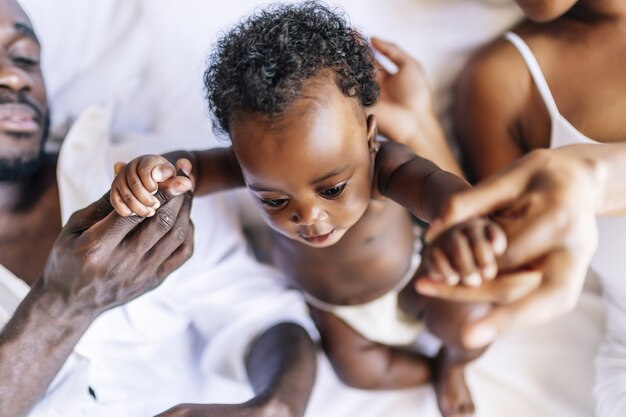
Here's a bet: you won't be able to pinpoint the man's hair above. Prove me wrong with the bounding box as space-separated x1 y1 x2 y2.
204 1 379 135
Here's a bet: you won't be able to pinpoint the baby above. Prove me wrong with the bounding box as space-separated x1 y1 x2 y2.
111 3 505 416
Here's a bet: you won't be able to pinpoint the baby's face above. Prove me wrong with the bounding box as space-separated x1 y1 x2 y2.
514 0 578 22
231 75 376 248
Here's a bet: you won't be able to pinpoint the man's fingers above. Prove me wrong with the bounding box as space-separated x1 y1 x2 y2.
64 192 116 233
156 220 195 283
158 177 194 198
86 188 188 248
416 270 542 303
141 193 193 273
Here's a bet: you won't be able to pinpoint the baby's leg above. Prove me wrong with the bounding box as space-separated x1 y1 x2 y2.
422 298 491 417
310 306 432 389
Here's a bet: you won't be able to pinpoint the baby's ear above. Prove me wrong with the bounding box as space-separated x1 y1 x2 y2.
366 114 379 153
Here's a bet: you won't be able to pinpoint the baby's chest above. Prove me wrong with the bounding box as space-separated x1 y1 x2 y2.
274 217 418 305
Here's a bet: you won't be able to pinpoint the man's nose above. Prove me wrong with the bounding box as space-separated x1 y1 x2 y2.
0 63 33 93
291 204 328 225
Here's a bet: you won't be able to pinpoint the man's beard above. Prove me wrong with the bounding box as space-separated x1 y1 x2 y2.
0 149 44 180
0 112 50 181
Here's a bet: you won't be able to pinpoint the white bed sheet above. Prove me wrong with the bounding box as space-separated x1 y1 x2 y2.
18 1 604 416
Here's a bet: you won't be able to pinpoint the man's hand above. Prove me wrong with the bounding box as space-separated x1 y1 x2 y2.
43 188 194 316
1 188 194 417
417 147 600 348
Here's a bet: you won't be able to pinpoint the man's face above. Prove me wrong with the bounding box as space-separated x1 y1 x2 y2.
514 0 579 22
0 0 48 181
231 74 376 248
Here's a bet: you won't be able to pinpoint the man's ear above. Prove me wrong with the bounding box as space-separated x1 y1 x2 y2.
366 114 379 153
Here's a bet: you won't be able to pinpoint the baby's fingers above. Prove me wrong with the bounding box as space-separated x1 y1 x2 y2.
110 185 134 217
486 221 507 256
111 161 149 217
125 158 161 212
422 247 460 286
465 224 498 281
137 155 175 194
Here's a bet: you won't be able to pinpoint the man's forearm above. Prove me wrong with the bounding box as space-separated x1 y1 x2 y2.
245 323 316 417
0 279 97 417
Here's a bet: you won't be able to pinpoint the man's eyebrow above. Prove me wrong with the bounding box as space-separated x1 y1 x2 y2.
14 22 39 45
310 164 349 185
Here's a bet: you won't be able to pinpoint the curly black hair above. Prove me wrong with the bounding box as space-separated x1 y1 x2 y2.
204 1 379 135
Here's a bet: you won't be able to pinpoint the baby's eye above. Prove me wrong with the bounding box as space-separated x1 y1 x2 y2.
12 56 39 67
259 197 288 209
319 183 346 199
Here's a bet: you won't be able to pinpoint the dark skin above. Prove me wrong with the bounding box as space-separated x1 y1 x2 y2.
0 2 316 416
0 0 59 286
114 73 506 417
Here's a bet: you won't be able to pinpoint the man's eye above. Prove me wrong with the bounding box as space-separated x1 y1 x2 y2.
259 198 288 208
320 183 346 199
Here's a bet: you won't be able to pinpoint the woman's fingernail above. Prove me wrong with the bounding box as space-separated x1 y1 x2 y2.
463 273 482 287
466 324 497 349
446 274 460 286
415 281 436 296
483 265 497 279
146 208 155 217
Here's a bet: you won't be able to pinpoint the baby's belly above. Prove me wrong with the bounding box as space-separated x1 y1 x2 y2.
272 203 419 305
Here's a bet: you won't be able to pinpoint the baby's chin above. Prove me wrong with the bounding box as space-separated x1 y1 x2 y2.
299 228 346 248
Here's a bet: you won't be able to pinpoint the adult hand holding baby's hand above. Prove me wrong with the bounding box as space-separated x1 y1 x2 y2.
111 155 193 217
417 146 601 348
42 186 194 317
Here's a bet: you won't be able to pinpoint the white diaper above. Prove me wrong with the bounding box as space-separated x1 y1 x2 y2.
305 232 424 347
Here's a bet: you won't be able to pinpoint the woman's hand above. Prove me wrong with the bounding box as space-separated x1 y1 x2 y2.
418 146 603 348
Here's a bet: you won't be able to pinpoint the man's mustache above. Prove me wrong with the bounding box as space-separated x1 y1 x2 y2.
0 91 44 121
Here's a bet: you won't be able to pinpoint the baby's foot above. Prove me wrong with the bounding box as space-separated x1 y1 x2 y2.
434 350 475 417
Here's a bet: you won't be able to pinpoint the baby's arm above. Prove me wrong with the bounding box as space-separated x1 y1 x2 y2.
420 218 507 287
375 141 471 223
371 37 462 177
310 306 431 389
111 146 244 217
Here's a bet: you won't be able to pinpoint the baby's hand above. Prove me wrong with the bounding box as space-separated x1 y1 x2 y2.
110 155 193 217
420 218 507 287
